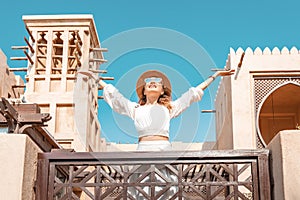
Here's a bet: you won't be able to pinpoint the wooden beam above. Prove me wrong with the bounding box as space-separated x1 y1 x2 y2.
9 68 28 72
89 69 107 74
201 110 216 113
90 47 108 52
89 58 108 63
23 50 34 65
11 46 28 50
24 36 35 54
12 85 26 88
10 57 27 61
25 26 35 43
100 77 114 80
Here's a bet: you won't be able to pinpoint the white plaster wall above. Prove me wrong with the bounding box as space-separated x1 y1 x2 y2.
0 49 25 98
0 134 41 200
267 130 300 200
215 75 234 149
229 48 258 149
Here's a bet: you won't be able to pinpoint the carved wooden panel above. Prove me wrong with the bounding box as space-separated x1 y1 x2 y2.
37 150 270 200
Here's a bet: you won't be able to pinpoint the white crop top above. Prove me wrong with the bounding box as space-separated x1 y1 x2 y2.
103 84 204 138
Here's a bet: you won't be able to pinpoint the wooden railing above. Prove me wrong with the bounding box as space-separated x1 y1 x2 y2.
0 97 61 152
36 149 271 200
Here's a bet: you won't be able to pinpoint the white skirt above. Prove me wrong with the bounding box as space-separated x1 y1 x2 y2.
136 140 172 151
128 140 177 199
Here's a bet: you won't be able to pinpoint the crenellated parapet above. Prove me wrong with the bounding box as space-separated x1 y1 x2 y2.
225 46 300 72
230 46 299 56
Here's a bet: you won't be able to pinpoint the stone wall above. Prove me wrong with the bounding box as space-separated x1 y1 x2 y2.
0 134 41 200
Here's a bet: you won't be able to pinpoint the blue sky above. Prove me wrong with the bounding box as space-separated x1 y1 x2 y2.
1 0 300 144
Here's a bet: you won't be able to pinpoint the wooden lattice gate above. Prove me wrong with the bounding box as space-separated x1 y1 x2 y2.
36 149 271 200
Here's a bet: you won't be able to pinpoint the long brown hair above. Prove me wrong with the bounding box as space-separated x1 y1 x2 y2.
138 86 172 111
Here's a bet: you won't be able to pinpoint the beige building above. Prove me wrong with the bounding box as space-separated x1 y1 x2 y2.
214 47 300 199
0 49 25 136
0 49 24 100
22 15 105 152
215 47 300 149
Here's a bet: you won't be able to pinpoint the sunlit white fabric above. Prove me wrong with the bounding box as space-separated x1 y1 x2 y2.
103 84 204 139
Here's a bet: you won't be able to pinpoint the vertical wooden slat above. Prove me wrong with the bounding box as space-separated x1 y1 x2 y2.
95 166 100 200
257 152 271 199
150 164 155 200
36 155 49 200
233 164 238 200
251 160 259 200
177 164 183 200
48 163 56 200
206 164 211 199
123 166 129 200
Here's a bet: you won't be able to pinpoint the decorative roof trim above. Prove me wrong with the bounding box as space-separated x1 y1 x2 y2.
229 46 299 55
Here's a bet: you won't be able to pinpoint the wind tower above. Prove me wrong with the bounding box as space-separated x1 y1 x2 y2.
14 14 108 151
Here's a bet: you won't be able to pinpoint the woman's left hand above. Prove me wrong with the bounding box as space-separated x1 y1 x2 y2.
216 69 235 77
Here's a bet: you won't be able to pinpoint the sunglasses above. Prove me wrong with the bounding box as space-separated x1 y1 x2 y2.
144 77 163 84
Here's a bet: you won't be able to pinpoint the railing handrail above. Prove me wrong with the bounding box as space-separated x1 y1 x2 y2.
39 149 269 161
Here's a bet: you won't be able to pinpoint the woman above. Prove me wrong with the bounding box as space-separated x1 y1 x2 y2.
99 69 235 151
99 69 234 199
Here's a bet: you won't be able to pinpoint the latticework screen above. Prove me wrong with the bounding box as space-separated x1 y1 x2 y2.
253 76 300 148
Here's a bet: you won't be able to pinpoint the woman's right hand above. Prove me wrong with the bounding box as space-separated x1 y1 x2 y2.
99 80 107 87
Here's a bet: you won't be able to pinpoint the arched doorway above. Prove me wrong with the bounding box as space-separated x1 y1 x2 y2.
257 83 300 145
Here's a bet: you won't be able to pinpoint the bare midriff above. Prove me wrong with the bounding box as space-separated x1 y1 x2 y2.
139 135 169 142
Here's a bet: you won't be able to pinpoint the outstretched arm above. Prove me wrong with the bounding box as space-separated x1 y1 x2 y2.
99 80 107 88
170 69 234 118
100 79 138 120
196 69 235 91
